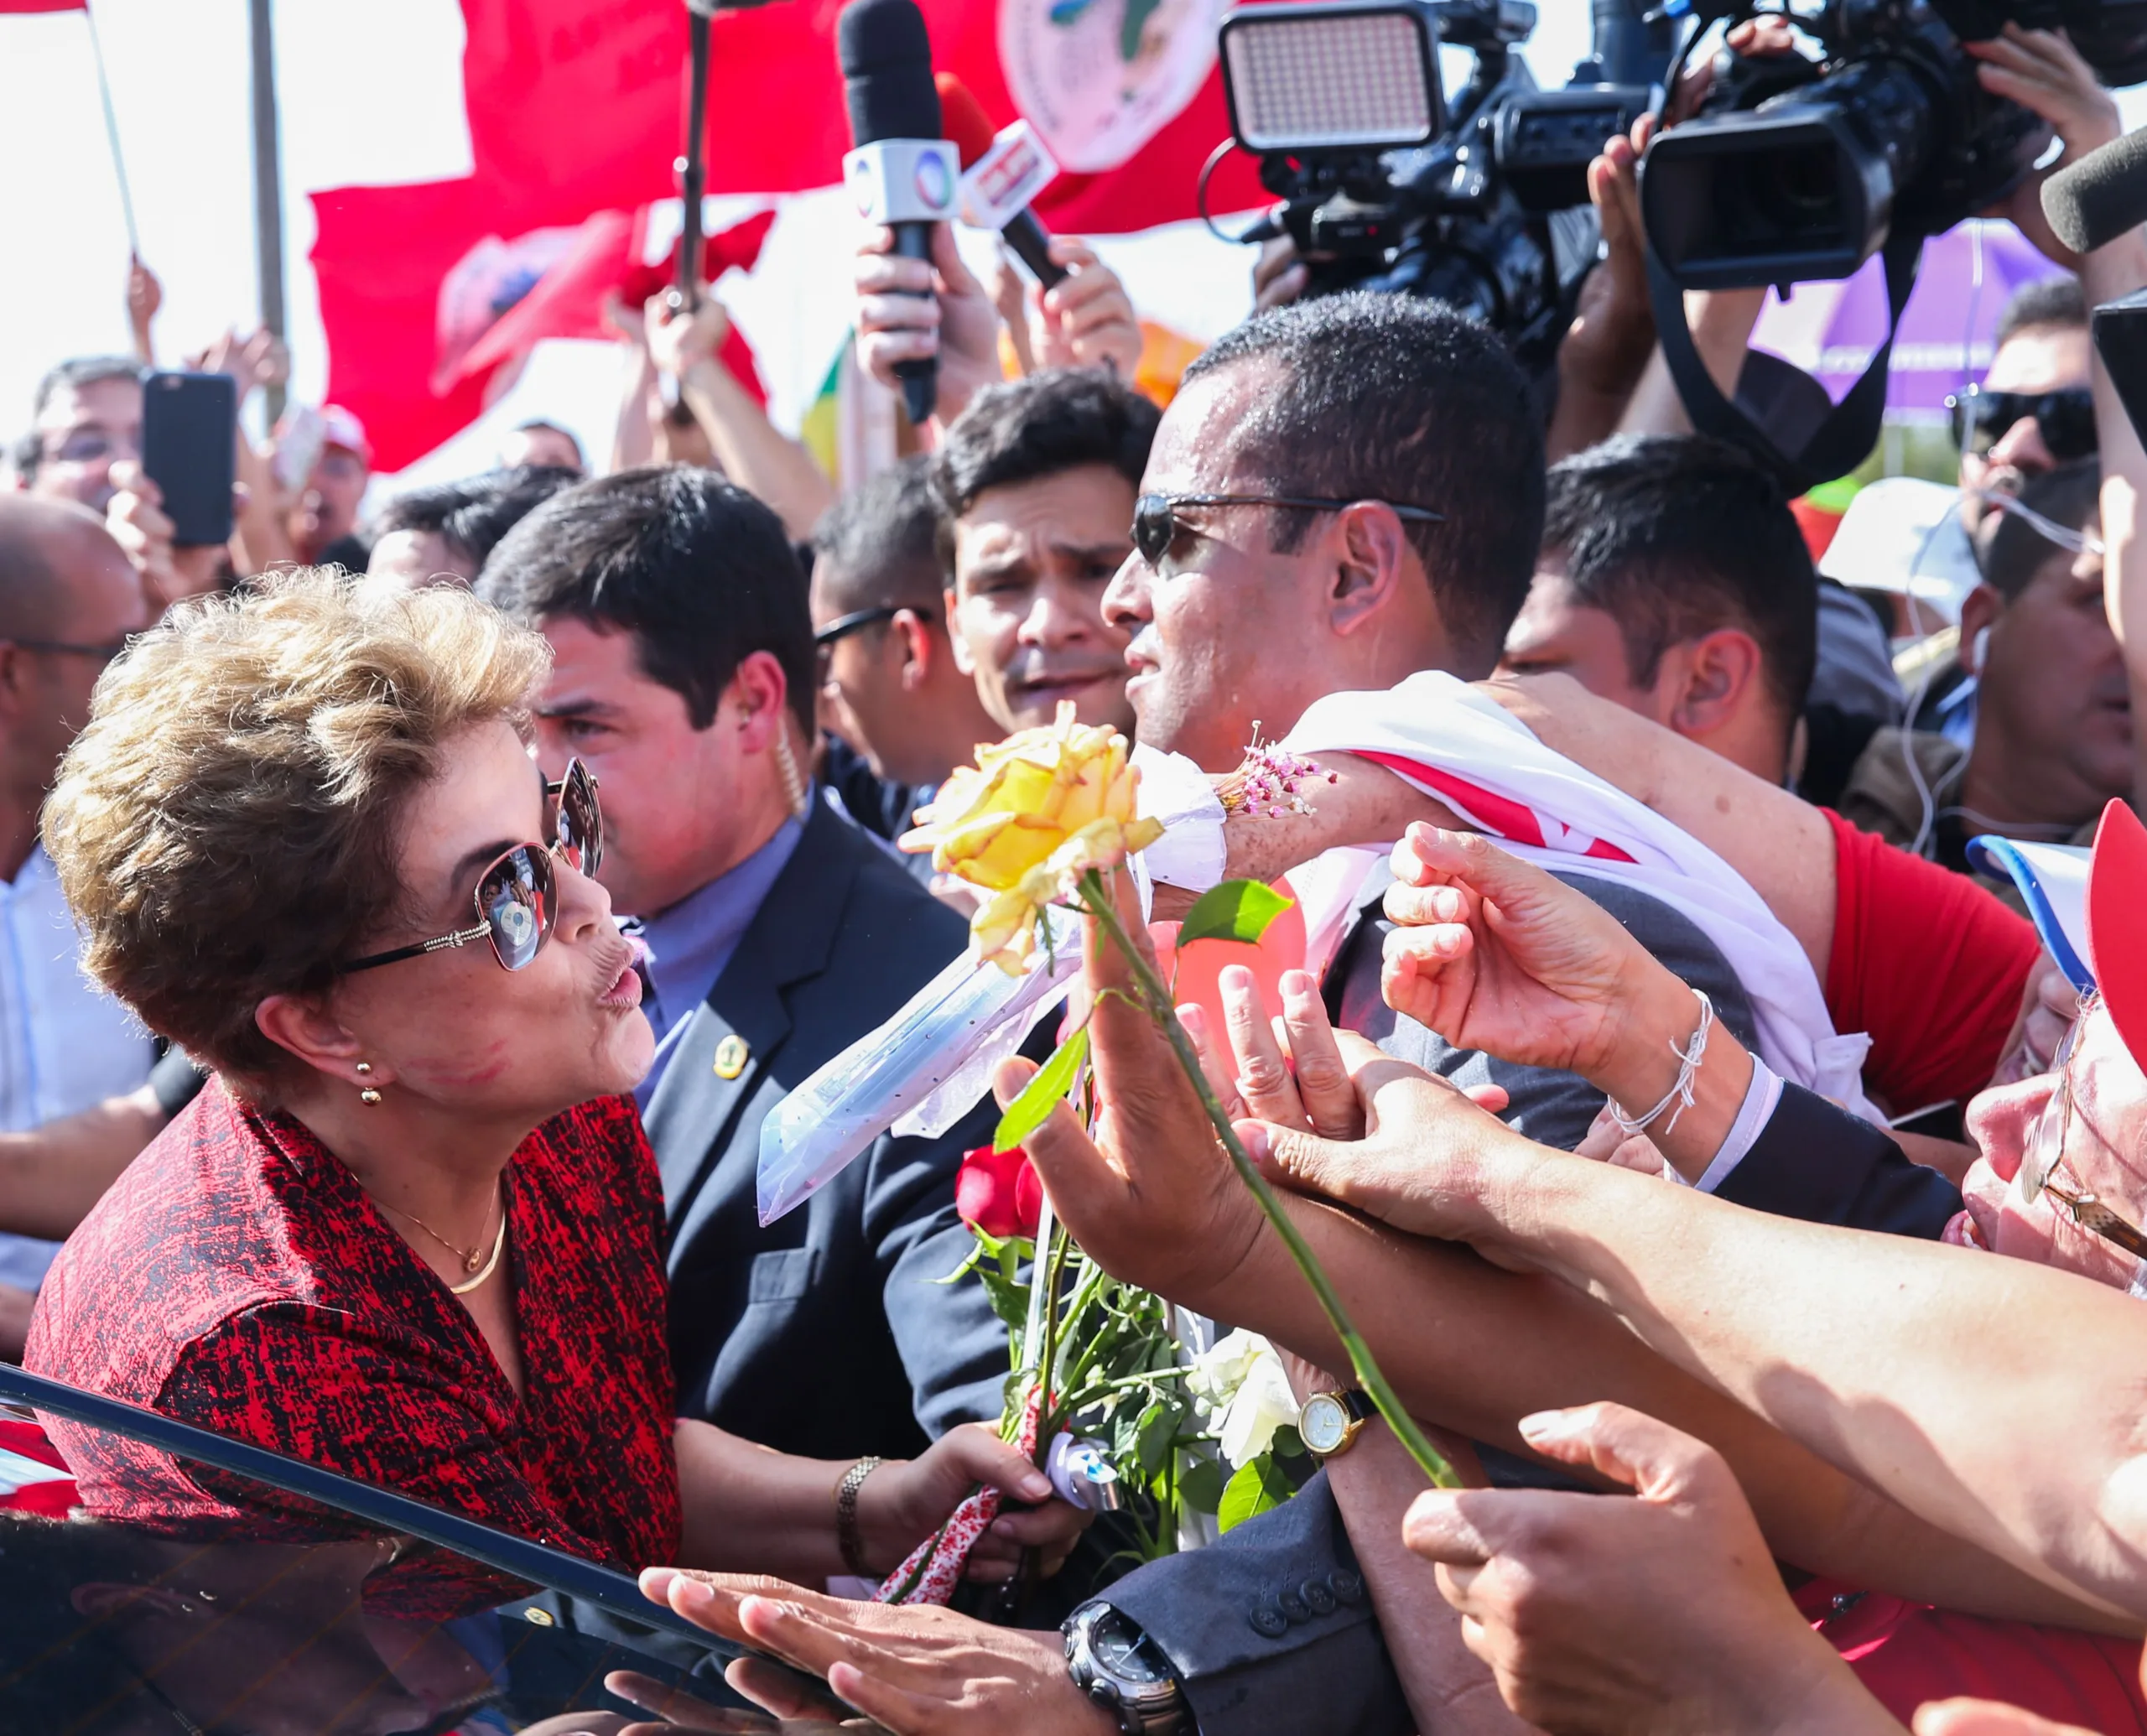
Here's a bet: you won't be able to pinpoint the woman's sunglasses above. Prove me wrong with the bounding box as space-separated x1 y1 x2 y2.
336 759 603 976
1131 492 1444 571
1946 384 2098 465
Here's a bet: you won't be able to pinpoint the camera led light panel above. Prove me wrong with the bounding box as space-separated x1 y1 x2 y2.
1221 5 1438 153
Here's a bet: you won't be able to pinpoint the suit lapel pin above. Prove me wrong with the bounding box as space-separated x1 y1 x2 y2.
713 1034 751 1079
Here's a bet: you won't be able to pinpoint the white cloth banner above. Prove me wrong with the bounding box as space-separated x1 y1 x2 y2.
1277 673 1877 1123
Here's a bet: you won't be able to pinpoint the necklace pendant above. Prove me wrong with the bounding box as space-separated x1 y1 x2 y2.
464 1252 482 1272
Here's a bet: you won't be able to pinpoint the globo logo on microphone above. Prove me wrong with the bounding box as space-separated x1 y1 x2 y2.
844 138 960 225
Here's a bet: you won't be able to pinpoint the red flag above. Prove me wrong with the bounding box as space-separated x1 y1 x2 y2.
0 3 90 12
451 205 777 396
315 0 1263 470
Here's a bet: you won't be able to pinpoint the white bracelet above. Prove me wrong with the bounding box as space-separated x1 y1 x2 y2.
1608 990 1714 1140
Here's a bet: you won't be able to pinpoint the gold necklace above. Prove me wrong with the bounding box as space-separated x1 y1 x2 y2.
380 1182 507 1291
446 1210 508 1297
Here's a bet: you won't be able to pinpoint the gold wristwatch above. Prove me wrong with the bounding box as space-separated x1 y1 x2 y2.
1297 1389 1376 1459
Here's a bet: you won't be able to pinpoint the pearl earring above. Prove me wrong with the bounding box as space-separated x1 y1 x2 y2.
356 1061 382 1107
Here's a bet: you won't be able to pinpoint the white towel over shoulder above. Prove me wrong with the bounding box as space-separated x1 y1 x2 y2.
1277 673 1878 1124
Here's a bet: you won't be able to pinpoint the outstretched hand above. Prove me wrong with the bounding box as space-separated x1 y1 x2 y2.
1403 1403 1898 1735
1379 824 1664 1084
993 870 1266 1312
635 1570 1115 1736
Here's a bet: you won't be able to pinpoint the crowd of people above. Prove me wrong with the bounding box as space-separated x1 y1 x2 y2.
8 17 2147 1735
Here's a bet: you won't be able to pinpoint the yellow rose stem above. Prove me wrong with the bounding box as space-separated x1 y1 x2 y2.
1074 868 1457 1491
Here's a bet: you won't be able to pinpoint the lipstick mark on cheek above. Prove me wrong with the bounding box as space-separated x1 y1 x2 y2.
399 1043 515 1092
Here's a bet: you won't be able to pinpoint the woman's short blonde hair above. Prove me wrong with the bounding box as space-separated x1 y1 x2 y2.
44 569 552 1089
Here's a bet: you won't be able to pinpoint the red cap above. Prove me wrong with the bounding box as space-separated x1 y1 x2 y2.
2087 799 2147 1067
934 71 998 169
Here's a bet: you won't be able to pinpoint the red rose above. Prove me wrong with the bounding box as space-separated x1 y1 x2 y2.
955 1143 1044 1240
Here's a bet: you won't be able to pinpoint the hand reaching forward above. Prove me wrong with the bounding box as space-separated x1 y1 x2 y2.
636 1569 1115 1736
1380 824 1673 1084
1404 1403 1902 1736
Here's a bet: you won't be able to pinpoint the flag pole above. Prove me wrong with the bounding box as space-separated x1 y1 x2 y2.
81 0 139 259
247 0 288 424
673 0 716 311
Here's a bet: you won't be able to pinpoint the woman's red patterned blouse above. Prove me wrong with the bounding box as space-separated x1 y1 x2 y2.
24 1079 682 1618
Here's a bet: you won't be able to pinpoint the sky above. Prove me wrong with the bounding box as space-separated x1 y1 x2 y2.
1 2 2139 489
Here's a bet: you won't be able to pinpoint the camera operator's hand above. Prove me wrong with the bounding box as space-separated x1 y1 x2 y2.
1968 25 2124 270
854 222 1003 428
1549 130 1654 459
1253 233 1310 311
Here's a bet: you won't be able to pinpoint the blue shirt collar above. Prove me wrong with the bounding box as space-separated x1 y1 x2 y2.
633 811 806 1051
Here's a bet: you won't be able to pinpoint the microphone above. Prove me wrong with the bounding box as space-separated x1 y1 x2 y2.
935 73 1068 290
839 0 959 424
2043 127 2147 257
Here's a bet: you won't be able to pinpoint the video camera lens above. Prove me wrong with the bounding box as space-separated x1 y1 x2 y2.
1641 54 1942 288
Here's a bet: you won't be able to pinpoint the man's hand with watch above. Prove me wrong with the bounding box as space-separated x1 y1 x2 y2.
1065 1601 1192 1734
638 1564 1180 1735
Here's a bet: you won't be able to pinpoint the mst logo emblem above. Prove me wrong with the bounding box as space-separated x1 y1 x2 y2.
998 0 1224 173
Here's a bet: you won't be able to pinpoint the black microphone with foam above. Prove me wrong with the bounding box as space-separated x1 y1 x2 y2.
2043 128 2147 258
839 0 951 424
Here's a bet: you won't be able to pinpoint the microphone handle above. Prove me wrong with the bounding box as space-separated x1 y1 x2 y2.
1001 210 1068 288
890 221 938 424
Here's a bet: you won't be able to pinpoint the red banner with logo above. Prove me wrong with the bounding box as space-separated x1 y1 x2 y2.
313 0 1260 470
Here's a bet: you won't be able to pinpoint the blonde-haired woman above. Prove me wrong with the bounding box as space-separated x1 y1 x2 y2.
27 570 1079 1616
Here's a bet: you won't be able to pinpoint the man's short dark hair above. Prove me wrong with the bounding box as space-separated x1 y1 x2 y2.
477 465 814 735
1996 276 2087 351
928 369 1159 574
813 455 944 615
1980 457 2101 604
378 465 580 572
512 418 586 465
1542 434 1818 723
1178 294 1545 676
13 355 140 483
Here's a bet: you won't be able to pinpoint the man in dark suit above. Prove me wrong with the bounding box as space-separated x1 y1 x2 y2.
479 467 1007 1466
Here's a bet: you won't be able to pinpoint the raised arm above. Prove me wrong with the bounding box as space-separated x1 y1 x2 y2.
1004 877 2128 1630
1244 839 2147 1621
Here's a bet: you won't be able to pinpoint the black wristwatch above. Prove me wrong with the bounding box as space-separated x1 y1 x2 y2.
1064 1601 1191 1735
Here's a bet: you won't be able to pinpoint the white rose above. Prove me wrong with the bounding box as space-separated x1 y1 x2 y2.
1215 1340 1300 1468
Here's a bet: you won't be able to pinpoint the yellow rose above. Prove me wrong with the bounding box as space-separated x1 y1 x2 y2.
902 703 1164 973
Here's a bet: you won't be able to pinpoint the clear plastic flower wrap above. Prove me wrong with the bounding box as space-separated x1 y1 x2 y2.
755 914 1079 1224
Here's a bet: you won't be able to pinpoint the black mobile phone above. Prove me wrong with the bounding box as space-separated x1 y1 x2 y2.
139 369 237 547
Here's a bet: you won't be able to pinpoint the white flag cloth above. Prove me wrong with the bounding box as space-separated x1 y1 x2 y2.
1276 673 1877 1123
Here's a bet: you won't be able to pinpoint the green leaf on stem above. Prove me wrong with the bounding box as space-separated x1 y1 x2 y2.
1177 1455 1227 1515
1218 1454 1293 1533
976 1267 1032 1332
1178 880 1295 949
992 1026 1089 1153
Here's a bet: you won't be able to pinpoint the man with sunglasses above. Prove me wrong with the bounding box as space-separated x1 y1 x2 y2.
0 496 154 1355
808 460 997 851
1840 460 2131 901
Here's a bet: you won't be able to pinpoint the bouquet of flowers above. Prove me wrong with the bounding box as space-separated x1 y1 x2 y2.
865 704 1452 1603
